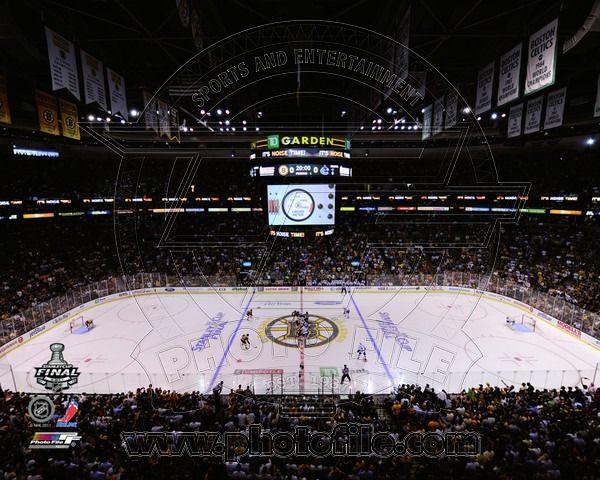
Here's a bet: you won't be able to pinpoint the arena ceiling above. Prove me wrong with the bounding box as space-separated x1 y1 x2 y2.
1 0 600 143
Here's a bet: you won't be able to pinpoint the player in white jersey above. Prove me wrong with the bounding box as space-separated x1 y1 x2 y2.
357 342 367 360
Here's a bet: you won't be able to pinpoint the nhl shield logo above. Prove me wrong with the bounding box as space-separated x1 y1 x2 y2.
34 343 80 392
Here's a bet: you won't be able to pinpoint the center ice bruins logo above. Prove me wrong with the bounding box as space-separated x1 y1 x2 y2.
265 314 339 348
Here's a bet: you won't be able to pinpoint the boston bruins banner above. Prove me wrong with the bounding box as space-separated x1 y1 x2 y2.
475 62 494 115
158 99 170 138
59 98 80 140
36 90 60 136
445 91 458 129
143 90 158 133
523 96 543 134
106 67 128 120
543 88 566 130
507 103 523 138
80 50 107 111
422 104 432 140
45 27 80 100
0 74 11 125
497 43 522 106
524 18 558 95
432 96 444 136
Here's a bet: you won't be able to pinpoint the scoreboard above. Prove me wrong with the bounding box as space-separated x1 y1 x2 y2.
250 134 352 178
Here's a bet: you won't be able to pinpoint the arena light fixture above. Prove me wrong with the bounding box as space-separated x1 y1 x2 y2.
130 109 138 117
586 137 595 145
501 113 507 118
216 109 223 115
386 107 393 114
491 113 498 120
87 114 94 121
463 107 471 114
225 109 230 115
200 109 206 115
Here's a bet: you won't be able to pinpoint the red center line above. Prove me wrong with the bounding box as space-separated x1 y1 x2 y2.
299 286 305 393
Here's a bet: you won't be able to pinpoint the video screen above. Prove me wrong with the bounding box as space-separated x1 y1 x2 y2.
267 184 336 226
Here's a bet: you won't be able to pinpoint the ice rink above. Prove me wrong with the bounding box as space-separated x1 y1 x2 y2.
1 286 598 395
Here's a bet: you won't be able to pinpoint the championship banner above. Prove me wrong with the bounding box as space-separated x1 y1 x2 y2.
497 43 522 106
543 87 566 130
524 18 558 95
394 8 410 81
475 62 494 115
59 98 80 140
432 96 444 136
45 27 80 100
422 104 432 140
169 106 180 141
35 90 60 136
0 74 11 125
507 103 523 138
523 96 543 134
445 91 458 129
158 99 170 137
80 50 107 111
106 67 128 120
594 73 600 118
143 90 158 133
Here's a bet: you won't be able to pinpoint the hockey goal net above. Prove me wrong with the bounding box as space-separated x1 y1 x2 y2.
505 314 536 332
67 316 84 333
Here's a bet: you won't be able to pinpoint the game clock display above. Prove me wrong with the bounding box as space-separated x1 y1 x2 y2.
267 184 336 226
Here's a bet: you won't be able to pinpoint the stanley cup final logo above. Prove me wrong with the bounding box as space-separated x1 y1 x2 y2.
34 343 80 392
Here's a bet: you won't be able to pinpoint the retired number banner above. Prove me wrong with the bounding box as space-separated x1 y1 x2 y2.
497 43 522 106
143 90 158 133
524 18 558 95
36 90 60 136
507 103 523 138
445 91 458 129
523 96 543 134
475 62 494 115
422 104 432 140
432 96 444 136
594 73 600 118
394 8 410 81
106 67 128 120
543 88 566 130
158 99 170 138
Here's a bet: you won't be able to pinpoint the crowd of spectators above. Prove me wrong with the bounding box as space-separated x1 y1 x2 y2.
1 213 600 341
0 379 598 479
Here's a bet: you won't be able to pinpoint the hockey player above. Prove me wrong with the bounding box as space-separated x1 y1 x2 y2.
357 343 367 361
246 309 253 321
343 307 350 319
240 334 250 350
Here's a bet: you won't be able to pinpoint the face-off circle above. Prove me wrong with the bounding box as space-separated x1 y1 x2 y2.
265 314 339 348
